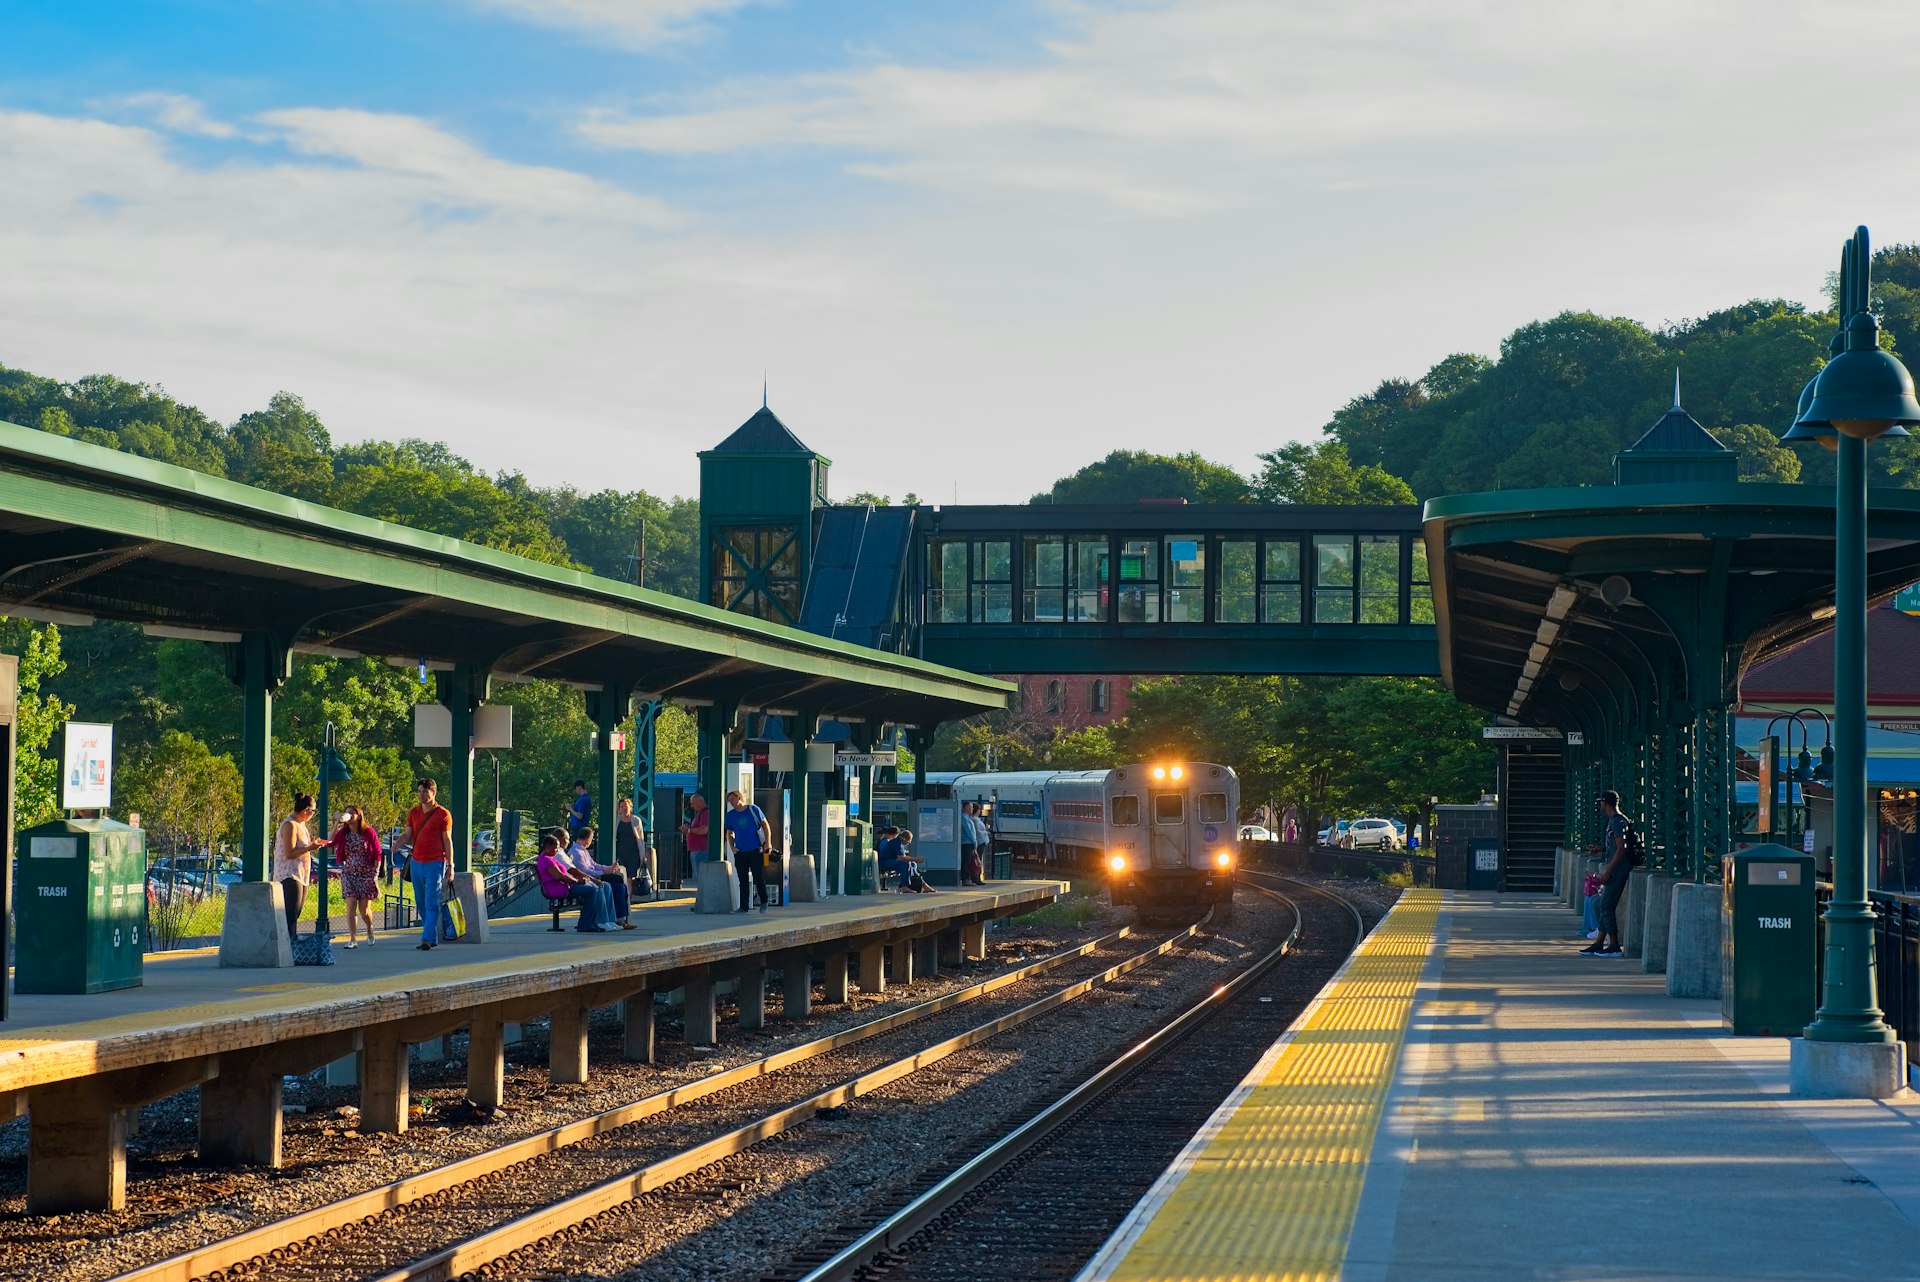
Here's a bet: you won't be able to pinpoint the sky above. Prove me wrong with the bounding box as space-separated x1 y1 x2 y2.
3 1 1919 502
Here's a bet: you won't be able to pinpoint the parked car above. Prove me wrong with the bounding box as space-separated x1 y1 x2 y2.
1238 824 1275 842
1317 819 1351 845
472 828 498 856
145 868 204 901
1341 817 1402 851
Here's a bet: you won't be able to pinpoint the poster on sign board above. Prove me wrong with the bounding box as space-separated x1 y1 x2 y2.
61 721 113 809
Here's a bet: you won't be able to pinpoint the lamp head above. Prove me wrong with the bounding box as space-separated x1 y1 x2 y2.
1782 371 1839 450
1799 311 1920 442
1794 748 1813 782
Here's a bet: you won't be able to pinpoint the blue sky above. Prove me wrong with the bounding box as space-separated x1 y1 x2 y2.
3 2 1918 499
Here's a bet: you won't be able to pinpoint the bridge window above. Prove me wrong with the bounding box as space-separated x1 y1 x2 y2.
1263 541 1302 623
1091 679 1109 713
1070 538 1107 622
1022 536 1111 623
1166 537 1204 621
928 537 1010 623
1117 538 1161 622
1359 535 1402 623
1411 539 1434 623
1314 535 1355 623
1217 540 1256 623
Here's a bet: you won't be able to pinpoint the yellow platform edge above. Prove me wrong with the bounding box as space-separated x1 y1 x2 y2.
1079 887 1441 1282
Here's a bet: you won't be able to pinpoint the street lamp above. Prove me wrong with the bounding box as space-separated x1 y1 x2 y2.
314 722 352 940
1763 708 1833 849
1782 227 1920 1095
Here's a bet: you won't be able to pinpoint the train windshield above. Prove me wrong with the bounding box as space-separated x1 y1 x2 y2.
1111 795 1140 825
1153 793 1185 825
1198 793 1228 824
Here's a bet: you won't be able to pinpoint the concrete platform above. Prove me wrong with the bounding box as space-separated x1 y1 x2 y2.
1 881 1062 1214
1082 891 1920 1282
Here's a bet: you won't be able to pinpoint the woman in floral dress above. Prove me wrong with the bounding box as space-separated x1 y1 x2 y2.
332 805 384 948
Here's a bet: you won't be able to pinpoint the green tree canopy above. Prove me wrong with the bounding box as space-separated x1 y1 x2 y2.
1031 449 1251 505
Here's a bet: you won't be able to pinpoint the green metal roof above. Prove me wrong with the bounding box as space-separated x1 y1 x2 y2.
0 420 1006 723
701 406 822 458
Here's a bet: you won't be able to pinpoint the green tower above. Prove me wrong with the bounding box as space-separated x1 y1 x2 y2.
699 405 830 625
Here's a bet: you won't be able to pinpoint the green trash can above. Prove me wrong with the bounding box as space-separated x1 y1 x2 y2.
1722 844 1816 1036
991 849 1012 881
15 817 146 994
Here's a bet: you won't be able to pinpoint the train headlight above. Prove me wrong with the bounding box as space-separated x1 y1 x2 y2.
1151 766 1166 780
1215 851 1233 868
1108 854 1129 873
1170 765 1184 780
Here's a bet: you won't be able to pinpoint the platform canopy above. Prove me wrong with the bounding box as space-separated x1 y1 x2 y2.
0 421 1009 725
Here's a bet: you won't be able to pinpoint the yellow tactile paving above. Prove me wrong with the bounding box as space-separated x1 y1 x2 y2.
1103 888 1439 1282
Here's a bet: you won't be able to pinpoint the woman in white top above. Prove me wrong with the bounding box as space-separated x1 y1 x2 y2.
273 793 329 938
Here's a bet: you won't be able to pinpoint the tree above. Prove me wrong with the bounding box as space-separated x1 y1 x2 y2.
227 392 333 502
0 619 76 826
1255 441 1416 504
1714 423 1802 483
118 730 242 855
1031 450 1251 505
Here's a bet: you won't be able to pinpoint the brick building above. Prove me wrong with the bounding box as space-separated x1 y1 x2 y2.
1005 673 1133 731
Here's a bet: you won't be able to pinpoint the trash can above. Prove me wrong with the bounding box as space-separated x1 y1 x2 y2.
843 819 877 895
15 817 146 994
991 849 1013 881
1722 844 1817 1036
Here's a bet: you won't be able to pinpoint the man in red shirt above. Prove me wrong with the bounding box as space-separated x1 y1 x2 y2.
406 776 453 951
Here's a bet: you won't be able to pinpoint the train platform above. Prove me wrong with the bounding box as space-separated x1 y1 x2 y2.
1 879 1064 1214
1080 889 1920 1282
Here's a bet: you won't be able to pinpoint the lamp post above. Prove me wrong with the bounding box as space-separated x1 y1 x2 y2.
1763 708 1833 850
1782 227 1920 1094
314 722 352 939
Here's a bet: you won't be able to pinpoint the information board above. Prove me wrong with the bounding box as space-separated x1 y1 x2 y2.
61 721 113 809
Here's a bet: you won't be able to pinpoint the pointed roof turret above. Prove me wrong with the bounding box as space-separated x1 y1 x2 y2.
706 405 819 456
1622 371 1731 455
1613 372 1738 485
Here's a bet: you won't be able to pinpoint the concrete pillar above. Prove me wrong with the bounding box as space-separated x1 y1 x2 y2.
961 921 987 960
916 934 940 979
737 965 767 1031
468 1015 506 1110
362 1027 411 1133
198 1048 283 1167
1667 881 1724 999
696 860 736 914
940 929 964 968
418 1036 448 1062
782 951 813 1019
504 1021 524 1046
1641 873 1681 974
622 992 655 1063
450 870 490 944
685 971 718 1045
787 851 820 903
27 1082 126 1214
858 942 887 993
1621 869 1647 958
889 940 915 986
218 880 293 969
325 1054 358 1087
825 952 851 1004
550 1003 591 1084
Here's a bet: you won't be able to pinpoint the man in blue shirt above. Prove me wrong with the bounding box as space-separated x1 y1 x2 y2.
875 824 930 892
723 789 774 912
567 781 592 836
1581 790 1631 957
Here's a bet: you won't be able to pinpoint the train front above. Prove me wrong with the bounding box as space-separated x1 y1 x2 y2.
1102 762 1239 910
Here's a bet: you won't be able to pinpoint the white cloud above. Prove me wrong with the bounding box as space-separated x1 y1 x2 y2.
101 92 239 139
458 0 762 49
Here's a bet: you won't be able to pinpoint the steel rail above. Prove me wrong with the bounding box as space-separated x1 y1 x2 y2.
787 876 1364 1282
372 914 1212 1282
111 920 1189 1282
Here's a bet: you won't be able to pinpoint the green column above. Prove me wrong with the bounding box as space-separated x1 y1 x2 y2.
907 726 936 802
699 702 737 809
227 633 291 882
631 699 661 834
587 682 632 841
1692 700 1732 883
789 712 816 868
1808 433 1895 1044
437 664 488 875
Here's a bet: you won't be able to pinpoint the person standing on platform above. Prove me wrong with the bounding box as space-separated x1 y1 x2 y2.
406 777 452 951
964 802 990 885
567 780 592 837
567 825 635 929
332 804 383 947
273 793 329 939
959 802 981 886
1582 789 1631 958
723 789 773 913
684 793 711 890
613 796 653 899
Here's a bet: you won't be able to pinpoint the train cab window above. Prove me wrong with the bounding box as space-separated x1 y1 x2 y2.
1197 792 1229 824
1153 793 1185 824
1111 795 1140 826
1117 538 1161 622
1216 539 1256 623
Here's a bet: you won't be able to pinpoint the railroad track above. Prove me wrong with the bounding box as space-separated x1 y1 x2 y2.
107 917 1211 1282
770 873 1369 1282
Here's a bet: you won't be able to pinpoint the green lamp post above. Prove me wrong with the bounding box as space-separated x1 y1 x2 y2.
314 722 352 939
1784 228 1920 1090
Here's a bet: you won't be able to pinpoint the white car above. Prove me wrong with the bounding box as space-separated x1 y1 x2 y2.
1341 818 1402 851
1238 824 1275 842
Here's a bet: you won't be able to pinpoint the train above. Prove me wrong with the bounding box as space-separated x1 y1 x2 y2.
914 762 1240 914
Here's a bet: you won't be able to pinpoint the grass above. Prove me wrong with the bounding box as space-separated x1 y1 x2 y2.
146 873 422 949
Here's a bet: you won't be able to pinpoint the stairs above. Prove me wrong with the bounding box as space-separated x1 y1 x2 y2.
1501 748 1565 892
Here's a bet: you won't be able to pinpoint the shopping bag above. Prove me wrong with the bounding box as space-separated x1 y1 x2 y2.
442 896 467 941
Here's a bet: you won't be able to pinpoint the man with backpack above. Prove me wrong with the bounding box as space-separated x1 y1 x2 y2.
1582 789 1637 957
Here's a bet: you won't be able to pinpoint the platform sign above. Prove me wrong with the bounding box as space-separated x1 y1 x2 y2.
1481 726 1562 740
1896 583 1920 615
837 751 897 767
1757 735 1777 838
60 721 112 810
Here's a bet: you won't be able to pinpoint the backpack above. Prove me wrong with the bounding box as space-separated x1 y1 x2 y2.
1623 821 1645 867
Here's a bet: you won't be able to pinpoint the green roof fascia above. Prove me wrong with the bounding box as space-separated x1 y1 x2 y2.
1423 480 1920 525
0 420 1005 706
697 448 833 465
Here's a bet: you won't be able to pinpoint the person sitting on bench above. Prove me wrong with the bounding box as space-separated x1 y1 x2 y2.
537 832 614 932
876 825 933 893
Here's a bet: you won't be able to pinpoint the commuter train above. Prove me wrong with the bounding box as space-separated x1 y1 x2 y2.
921 762 1240 914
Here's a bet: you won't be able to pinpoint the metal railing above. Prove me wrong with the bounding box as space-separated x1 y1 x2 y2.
1815 885 1920 1069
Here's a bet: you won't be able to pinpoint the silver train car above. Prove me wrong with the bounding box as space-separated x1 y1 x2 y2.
943 761 1239 911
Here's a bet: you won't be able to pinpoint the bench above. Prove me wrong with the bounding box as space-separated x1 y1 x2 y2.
545 889 593 932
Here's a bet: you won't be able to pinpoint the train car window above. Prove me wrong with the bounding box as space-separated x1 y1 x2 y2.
1359 534 1401 624
1217 539 1256 623
1111 795 1140 826
1153 793 1185 824
1314 535 1355 624
1262 541 1302 623
1198 793 1228 823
